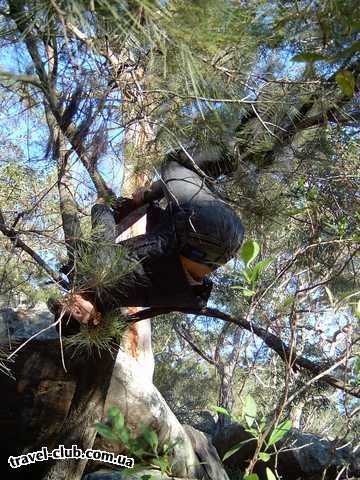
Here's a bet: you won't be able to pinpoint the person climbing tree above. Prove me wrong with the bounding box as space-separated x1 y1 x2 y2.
49 144 244 328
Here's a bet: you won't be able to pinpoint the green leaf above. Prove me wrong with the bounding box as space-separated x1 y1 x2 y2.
152 457 168 474
243 268 252 283
243 288 256 297
108 408 125 432
292 52 327 62
266 467 277 480
118 427 130 444
132 447 147 459
245 427 259 437
244 474 259 480
354 356 360 385
212 405 231 416
95 423 118 442
259 452 271 462
243 394 257 428
107 406 120 418
114 412 125 431
355 300 360 320
335 70 355 97
143 428 159 451
240 240 260 267
259 418 266 433
251 258 273 283
222 440 247 461
267 420 292 447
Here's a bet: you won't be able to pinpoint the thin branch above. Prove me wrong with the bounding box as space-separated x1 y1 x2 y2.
0 209 69 290
0 70 42 89
251 104 281 141
127 307 360 398
173 322 217 367
143 89 254 104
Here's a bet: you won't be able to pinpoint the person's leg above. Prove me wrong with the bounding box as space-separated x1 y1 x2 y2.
159 156 244 269
91 203 117 243
160 160 216 207
73 203 119 289
159 137 237 206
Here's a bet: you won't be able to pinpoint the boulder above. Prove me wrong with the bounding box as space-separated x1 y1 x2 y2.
83 467 187 479
0 303 57 342
213 423 360 480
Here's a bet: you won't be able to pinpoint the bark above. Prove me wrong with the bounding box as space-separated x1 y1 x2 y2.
1 334 357 480
1 339 114 480
2 9 220 479
93 82 213 479
0 312 228 480
2 7 358 480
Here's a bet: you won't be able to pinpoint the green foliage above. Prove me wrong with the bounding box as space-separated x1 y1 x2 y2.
243 394 257 428
292 53 327 63
266 420 292 449
335 70 356 97
0 0 358 462
240 241 260 267
73 237 136 293
258 452 270 462
214 395 292 480
233 240 272 297
64 309 127 356
266 467 277 480
96 406 177 476
0 160 61 306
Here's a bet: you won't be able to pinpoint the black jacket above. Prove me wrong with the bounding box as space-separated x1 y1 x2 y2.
85 203 213 313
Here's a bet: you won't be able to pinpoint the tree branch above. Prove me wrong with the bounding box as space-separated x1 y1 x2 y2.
174 321 217 367
127 306 360 398
0 209 69 289
8 2 114 199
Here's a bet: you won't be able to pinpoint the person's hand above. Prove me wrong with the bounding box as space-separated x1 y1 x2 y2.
132 186 148 206
67 294 101 326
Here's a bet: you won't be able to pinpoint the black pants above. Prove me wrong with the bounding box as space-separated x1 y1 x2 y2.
158 152 244 268
91 149 244 270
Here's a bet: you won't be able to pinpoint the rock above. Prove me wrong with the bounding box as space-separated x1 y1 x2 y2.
183 425 229 480
213 423 360 480
280 430 360 479
83 468 182 479
0 303 57 342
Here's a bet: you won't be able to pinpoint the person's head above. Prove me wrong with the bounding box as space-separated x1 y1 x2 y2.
48 291 102 328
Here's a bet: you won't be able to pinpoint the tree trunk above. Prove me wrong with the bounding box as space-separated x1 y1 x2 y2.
1 338 114 480
0 107 229 480
93 105 214 478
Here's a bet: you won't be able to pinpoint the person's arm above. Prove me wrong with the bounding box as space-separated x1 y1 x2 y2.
86 199 119 286
91 197 117 243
